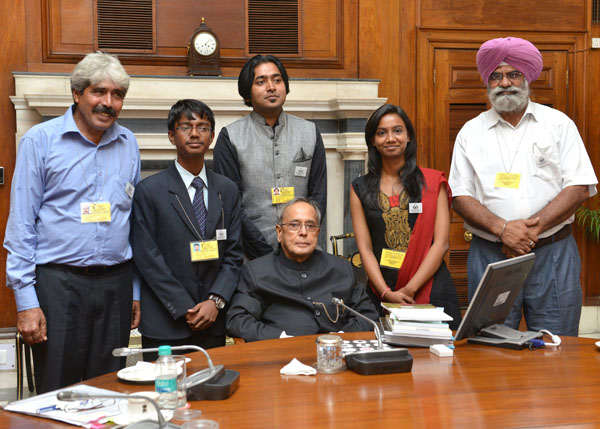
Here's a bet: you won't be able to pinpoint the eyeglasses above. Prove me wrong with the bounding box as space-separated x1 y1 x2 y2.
64 398 116 413
488 71 524 83
280 221 320 232
176 125 213 134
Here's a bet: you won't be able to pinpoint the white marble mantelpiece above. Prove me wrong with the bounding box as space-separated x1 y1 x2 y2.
11 73 386 249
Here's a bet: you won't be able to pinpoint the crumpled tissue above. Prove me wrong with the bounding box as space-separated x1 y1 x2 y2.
280 358 317 375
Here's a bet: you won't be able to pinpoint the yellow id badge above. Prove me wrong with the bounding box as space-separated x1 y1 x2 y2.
494 172 521 189
190 240 219 261
271 187 294 204
80 202 112 223
380 248 406 269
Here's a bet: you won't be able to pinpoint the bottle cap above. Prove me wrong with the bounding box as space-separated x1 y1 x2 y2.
158 345 172 356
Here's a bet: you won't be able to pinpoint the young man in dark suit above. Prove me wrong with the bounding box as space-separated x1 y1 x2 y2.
131 99 243 360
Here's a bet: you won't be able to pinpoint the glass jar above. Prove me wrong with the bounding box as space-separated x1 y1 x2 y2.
316 334 344 373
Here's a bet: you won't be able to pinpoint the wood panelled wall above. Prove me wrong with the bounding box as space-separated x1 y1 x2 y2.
0 3 27 328
0 0 598 327
585 18 600 305
31 0 358 76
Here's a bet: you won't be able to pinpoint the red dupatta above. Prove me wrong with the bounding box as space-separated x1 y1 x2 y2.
393 167 451 303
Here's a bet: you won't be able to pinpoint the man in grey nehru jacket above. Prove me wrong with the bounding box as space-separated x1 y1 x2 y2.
213 54 327 259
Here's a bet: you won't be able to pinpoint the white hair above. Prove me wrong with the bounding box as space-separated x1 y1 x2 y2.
277 197 322 225
70 52 130 95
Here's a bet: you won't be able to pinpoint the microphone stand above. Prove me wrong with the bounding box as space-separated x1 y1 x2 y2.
331 297 384 349
113 345 238 400
113 345 223 386
57 390 180 429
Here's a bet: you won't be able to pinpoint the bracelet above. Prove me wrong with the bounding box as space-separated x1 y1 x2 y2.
380 289 392 301
499 220 508 240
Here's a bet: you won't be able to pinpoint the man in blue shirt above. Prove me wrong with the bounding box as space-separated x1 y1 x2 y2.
4 52 141 393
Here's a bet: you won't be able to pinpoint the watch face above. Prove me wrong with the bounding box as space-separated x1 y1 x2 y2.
193 32 217 56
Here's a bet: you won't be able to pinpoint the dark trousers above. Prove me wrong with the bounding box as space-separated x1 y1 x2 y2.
32 263 133 393
141 331 225 362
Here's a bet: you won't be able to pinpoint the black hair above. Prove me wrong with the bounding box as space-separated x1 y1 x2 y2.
362 104 424 210
167 99 215 131
238 55 290 107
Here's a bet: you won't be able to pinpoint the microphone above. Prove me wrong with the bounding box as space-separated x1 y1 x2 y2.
331 297 384 349
331 297 413 375
56 391 80 401
113 345 239 401
57 390 180 429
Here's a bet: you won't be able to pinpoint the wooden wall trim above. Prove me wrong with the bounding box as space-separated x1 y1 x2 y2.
418 0 588 32
39 0 348 70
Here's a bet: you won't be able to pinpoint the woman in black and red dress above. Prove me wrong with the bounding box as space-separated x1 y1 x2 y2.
350 104 461 328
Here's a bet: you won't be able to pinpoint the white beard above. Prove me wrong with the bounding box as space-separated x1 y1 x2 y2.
488 80 530 114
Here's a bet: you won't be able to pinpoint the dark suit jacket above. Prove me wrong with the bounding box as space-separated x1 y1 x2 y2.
131 162 243 340
226 249 379 342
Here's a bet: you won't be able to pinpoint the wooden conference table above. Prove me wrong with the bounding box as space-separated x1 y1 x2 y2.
2 332 600 428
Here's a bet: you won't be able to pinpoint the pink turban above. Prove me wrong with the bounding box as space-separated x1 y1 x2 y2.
476 37 543 84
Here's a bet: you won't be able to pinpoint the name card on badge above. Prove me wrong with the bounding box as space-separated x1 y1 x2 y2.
190 240 219 261
272 187 294 204
380 248 406 269
81 202 112 223
494 172 520 189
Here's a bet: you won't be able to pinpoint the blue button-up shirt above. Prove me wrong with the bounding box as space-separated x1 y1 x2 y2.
4 105 141 311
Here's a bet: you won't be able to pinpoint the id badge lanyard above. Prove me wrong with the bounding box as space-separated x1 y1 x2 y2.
175 193 225 262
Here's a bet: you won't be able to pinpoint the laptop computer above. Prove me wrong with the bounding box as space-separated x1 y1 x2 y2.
454 253 542 350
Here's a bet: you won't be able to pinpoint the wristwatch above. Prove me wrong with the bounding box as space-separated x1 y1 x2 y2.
208 294 226 310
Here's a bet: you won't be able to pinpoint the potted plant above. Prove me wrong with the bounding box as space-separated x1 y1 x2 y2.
576 197 600 242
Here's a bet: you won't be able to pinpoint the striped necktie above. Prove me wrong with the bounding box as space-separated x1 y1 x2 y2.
191 177 207 239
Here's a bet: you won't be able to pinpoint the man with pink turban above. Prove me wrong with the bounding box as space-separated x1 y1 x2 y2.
449 37 597 336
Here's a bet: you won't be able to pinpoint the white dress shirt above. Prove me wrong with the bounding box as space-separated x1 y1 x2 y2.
449 100 597 242
175 159 209 210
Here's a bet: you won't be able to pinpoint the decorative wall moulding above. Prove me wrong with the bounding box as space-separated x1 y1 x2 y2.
11 73 385 156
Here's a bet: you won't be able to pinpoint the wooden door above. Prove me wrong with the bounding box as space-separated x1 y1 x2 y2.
432 48 569 308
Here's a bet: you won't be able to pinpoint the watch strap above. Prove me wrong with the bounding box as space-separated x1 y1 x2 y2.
208 294 226 310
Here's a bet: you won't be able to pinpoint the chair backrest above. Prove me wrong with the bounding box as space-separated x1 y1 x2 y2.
329 233 361 268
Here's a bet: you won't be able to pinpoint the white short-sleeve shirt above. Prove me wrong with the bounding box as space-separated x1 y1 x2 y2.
449 101 597 241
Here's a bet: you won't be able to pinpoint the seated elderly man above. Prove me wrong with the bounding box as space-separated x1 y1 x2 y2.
227 197 378 341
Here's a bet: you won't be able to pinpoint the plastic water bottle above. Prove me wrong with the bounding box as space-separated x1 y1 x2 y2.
155 345 178 409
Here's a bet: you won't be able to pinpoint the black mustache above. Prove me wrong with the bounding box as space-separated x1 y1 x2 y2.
92 105 117 117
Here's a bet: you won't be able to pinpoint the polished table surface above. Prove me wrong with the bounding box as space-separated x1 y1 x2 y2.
2 332 600 428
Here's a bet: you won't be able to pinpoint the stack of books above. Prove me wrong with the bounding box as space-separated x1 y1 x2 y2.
380 303 454 347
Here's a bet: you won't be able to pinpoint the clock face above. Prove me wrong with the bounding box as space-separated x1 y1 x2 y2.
193 32 217 56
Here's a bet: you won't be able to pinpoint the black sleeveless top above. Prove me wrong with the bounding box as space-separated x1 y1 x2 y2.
351 173 462 328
